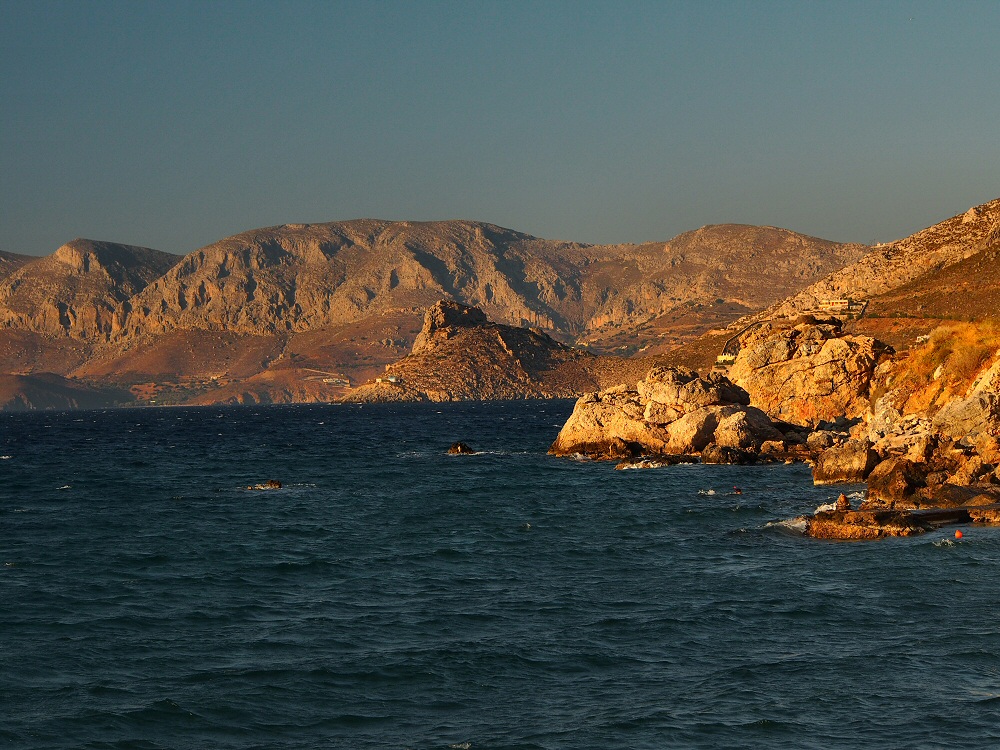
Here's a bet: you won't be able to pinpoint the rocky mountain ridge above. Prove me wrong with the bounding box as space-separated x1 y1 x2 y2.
764 198 1000 322
0 218 865 407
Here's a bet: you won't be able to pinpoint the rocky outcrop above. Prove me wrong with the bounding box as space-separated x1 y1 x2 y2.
412 300 488 353
343 300 652 403
549 367 783 459
806 508 929 540
727 320 892 427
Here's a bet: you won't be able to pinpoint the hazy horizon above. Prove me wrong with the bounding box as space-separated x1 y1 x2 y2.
3 0 999 256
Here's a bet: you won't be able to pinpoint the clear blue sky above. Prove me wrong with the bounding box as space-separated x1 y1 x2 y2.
2 0 998 256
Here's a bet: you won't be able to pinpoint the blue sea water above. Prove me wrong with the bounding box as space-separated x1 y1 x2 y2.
3 400 1000 749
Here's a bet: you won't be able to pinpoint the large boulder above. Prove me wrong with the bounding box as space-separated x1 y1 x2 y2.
550 367 781 459
728 322 892 427
549 387 669 458
637 367 749 410
813 439 880 485
714 407 784 451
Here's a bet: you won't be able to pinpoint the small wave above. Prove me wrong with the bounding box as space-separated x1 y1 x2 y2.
815 502 836 513
933 538 958 548
766 517 808 534
698 489 716 495
0 455 11 460
56 485 71 490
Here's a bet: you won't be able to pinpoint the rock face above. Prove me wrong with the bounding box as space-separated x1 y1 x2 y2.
813 439 880 485
728 320 892 427
549 367 783 459
932 394 1000 440
0 240 178 339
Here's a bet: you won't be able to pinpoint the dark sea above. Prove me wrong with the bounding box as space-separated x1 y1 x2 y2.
4 401 1000 749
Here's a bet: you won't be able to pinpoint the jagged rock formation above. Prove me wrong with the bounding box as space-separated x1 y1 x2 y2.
727 318 893 427
549 366 783 459
343 300 651 402
0 239 178 338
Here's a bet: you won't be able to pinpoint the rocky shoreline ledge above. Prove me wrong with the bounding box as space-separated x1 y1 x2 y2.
549 317 1000 540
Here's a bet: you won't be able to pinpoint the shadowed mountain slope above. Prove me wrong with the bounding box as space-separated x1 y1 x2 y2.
0 250 33 281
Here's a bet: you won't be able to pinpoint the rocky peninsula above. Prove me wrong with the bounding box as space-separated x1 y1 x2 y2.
551 315 1000 540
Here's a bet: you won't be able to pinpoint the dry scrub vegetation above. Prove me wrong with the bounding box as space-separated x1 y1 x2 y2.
888 322 1000 413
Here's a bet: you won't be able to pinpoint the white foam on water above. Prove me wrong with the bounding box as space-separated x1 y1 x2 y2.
698 489 717 495
766 517 808 534
815 502 837 513
56 485 71 490
0 455 11 460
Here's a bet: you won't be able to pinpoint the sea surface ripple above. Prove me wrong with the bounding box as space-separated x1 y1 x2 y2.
4 401 1000 749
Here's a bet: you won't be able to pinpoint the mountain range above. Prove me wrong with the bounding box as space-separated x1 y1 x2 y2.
1 197 997 409
0 219 864 408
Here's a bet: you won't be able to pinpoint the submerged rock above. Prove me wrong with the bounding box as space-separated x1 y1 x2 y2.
448 442 476 455
249 479 282 490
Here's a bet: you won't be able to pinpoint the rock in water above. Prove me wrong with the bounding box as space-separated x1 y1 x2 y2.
448 442 475 455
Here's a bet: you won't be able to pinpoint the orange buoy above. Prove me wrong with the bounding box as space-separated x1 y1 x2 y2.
955 529 964 540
